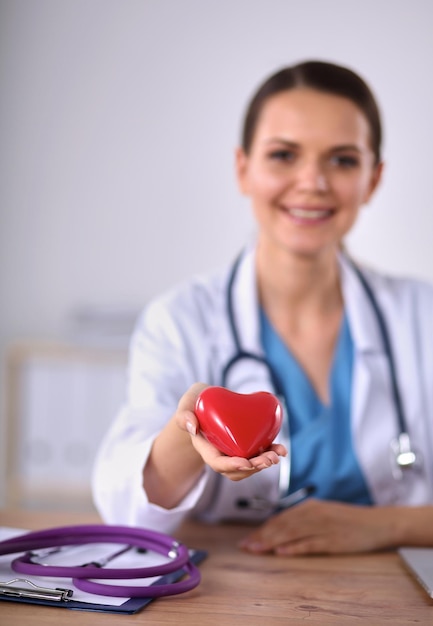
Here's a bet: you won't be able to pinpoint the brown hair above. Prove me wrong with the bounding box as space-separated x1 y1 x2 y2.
241 60 382 164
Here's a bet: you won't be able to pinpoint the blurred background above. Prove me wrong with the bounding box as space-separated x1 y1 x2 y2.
1 0 433 511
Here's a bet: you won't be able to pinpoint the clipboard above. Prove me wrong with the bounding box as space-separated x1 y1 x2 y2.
0 527 207 614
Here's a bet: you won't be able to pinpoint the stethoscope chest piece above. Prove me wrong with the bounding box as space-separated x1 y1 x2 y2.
389 432 420 480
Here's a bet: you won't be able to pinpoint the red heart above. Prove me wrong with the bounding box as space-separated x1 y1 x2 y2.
195 386 283 458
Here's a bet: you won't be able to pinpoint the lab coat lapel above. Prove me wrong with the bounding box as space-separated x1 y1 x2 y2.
340 255 399 503
340 255 431 504
218 247 275 395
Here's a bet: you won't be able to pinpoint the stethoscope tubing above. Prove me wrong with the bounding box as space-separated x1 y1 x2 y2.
222 251 284 395
223 250 414 474
72 560 200 597
349 262 407 435
0 524 201 597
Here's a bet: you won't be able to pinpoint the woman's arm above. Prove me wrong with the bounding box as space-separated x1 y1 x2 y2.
143 383 287 509
238 499 433 555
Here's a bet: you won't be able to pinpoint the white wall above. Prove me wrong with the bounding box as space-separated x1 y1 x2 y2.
1 0 433 501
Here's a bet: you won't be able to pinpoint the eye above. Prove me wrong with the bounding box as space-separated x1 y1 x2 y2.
330 154 360 168
268 149 296 163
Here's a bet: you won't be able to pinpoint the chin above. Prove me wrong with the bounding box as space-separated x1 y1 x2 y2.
280 240 338 261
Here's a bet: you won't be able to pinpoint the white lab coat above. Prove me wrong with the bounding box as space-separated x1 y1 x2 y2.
92 247 433 534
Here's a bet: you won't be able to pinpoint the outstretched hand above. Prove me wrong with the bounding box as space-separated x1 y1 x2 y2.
176 383 287 481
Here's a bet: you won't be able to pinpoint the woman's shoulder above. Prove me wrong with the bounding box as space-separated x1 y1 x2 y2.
155 265 228 309
359 262 433 312
140 246 255 325
137 263 230 336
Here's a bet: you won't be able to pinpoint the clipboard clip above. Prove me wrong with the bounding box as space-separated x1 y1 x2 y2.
0 578 73 602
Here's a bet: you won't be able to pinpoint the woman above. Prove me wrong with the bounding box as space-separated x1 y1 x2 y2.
92 60 433 555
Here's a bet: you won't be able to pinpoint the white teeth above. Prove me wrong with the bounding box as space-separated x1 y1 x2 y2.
288 207 330 219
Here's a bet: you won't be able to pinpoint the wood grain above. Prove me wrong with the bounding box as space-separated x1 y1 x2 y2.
1 509 432 625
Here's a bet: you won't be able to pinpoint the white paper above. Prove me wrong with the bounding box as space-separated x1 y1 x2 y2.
0 527 174 607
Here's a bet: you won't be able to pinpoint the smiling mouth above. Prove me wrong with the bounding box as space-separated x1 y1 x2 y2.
282 206 334 221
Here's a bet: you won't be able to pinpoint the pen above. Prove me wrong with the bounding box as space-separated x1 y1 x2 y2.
276 485 315 510
236 485 315 512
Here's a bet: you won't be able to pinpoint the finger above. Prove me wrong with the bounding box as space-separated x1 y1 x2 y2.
248 450 281 470
175 382 209 434
189 431 254 470
221 468 260 482
239 506 309 551
275 536 330 556
269 443 288 457
176 408 200 436
178 382 209 412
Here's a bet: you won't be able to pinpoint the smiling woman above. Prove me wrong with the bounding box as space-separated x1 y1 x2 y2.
236 88 382 266
92 60 433 557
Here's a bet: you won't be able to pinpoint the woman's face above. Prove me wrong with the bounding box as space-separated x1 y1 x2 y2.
236 88 383 260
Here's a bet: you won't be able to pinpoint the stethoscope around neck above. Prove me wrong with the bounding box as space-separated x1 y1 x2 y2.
222 252 420 489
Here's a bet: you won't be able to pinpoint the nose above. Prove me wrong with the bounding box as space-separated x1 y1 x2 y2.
294 160 329 193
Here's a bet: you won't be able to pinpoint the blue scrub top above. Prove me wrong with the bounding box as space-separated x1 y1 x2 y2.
260 310 372 504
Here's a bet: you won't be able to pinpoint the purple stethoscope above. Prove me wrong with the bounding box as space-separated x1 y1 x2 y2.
0 524 201 598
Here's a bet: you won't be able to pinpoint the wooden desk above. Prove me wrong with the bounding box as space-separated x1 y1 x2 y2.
1 509 432 625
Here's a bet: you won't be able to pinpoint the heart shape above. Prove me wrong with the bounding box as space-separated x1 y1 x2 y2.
195 386 283 458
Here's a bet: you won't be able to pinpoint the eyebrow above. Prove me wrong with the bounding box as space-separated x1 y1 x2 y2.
264 138 364 153
330 144 364 153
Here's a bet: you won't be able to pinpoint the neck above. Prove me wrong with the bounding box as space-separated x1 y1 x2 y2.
255 241 343 318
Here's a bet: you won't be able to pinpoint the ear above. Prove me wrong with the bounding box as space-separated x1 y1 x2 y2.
235 147 251 196
363 161 384 204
